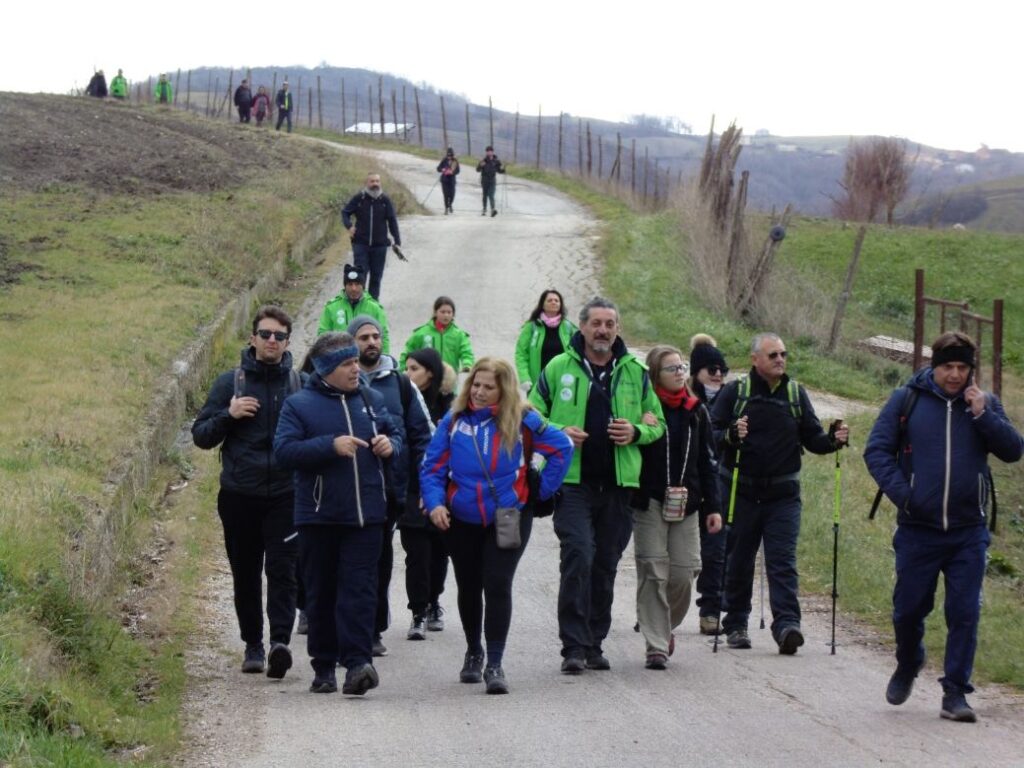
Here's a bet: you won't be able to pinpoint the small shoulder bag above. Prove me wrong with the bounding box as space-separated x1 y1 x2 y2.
662 420 692 522
469 424 522 549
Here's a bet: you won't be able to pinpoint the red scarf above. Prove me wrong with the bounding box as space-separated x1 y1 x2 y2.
434 319 449 333
656 385 698 411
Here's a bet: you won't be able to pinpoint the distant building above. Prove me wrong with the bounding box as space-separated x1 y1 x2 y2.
954 163 976 174
344 122 415 135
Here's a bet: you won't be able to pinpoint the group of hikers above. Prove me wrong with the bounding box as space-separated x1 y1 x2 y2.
231 78 296 131
434 145 506 216
84 69 173 103
191 169 1021 722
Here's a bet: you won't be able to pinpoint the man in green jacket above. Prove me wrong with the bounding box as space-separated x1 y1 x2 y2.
110 69 128 100
154 73 173 104
530 296 665 673
317 264 390 353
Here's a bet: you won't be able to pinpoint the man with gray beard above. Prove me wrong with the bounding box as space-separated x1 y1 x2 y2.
342 172 402 301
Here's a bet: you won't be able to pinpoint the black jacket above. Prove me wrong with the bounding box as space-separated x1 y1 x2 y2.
275 88 292 113
234 85 252 108
710 368 837 482
341 191 401 247
476 155 505 183
192 348 301 498
86 73 107 98
634 398 721 516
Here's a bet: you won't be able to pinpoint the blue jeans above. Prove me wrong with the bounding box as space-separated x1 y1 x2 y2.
893 524 989 693
299 523 382 673
352 243 388 300
721 481 802 641
275 109 292 132
553 483 633 656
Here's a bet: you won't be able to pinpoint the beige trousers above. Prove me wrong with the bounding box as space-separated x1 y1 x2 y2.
633 501 701 655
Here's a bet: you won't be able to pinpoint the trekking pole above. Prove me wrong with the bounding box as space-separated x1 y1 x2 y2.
830 443 842 655
419 177 439 207
758 542 766 630
713 447 741 653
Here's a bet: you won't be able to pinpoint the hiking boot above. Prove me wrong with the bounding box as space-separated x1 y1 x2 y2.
699 616 724 635
778 626 805 656
372 635 388 657
491 209 498 217
585 651 610 671
426 603 445 632
940 691 977 723
342 663 379 696
309 670 337 694
561 652 586 675
886 657 925 706
481 210 487 216
460 651 484 683
645 653 668 670
726 629 751 649
407 614 426 641
266 642 292 680
242 644 266 673
296 610 309 635
484 666 509 694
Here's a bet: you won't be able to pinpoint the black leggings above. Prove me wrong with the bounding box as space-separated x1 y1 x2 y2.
445 513 532 661
399 524 449 615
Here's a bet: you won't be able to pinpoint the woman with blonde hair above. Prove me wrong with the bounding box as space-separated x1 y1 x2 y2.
421 358 573 693
633 344 722 668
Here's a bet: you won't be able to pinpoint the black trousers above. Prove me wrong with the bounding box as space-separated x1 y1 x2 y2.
441 176 457 208
445 514 532 655
217 488 298 646
399 524 449 615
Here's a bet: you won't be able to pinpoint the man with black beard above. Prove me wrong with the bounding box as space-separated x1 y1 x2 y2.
348 315 434 656
341 173 402 301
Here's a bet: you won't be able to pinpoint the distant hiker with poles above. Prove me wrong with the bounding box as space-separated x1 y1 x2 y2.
710 332 848 654
437 147 460 214
341 172 402 301
865 331 1022 723
476 145 505 217
191 305 302 681
234 78 253 123
275 81 292 132
85 69 107 98
252 85 272 127
154 73 172 104
109 69 128 100
631 345 722 669
317 263 391 353
529 297 665 674
273 331 404 695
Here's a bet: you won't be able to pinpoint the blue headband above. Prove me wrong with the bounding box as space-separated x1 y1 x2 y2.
312 345 358 376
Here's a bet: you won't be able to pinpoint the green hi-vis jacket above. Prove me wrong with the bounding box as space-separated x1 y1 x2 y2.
514 317 577 391
400 321 475 372
317 293 390 353
529 334 665 487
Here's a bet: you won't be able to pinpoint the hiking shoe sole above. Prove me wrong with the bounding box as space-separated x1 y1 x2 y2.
342 664 379 696
778 627 805 656
266 644 292 680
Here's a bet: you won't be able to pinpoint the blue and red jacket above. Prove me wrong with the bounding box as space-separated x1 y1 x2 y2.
420 405 573 526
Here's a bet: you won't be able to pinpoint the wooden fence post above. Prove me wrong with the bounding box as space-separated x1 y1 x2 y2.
913 269 925 371
391 90 398 140
440 95 448 150
272 73 277 104
489 97 494 149
643 146 649 204
557 112 564 171
307 86 312 127
598 136 603 178
174 69 181 104
402 86 408 141
631 139 637 197
577 119 584 176
587 123 592 176
368 85 374 136
615 133 622 183
414 88 423 145
535 106 542 169
226 71 234 121
185 70 192 110
827 225 868 353
317 76 323 128
296 77 302 126
341 79 347 133
992 298 1004 397
465 103 472 156
513 110 520 164
378 76 385 137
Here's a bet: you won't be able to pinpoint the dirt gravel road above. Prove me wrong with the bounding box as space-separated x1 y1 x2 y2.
177 147 1024 768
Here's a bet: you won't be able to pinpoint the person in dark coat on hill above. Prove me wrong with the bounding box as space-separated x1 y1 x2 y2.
234 79 253 123
191 305 302 680
865 331 1023 723
85 70 107 98
341 172 402 301
275 81 293 133
476 145 505 217
437 148 460 214
274 331 404 695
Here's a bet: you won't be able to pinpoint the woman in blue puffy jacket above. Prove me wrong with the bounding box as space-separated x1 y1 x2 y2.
421 357 572 694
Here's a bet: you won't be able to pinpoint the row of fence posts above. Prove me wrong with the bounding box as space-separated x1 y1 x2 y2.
121 68 677 209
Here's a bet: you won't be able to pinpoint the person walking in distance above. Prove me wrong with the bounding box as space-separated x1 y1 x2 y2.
710 333 848 654
252 85 272 127
632 345 722 669
234 78 253 123
273 332 404 695
422 358 573 693
109 69 128 100
476 145 505 217
341 172 402 301
437 147 460 214
529 297 665 673
275 81 293 133
154 73 173 104
191 306 302 680
347 316 434 656
865 332 1022 722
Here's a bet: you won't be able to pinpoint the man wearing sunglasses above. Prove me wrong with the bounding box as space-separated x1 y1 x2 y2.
192 306 303 681
710 333 849 654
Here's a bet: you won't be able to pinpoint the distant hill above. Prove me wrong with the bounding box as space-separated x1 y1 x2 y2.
900 174 1024 233
136 65 1024 227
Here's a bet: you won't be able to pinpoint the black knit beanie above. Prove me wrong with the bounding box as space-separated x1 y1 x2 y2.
689 342 727 376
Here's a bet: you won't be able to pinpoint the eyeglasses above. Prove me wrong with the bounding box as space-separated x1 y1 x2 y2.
705 365 729 375
256 329 290 342
661 364 686 374
767 351 788 360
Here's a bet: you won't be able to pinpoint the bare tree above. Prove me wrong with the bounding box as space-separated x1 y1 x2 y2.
832 137 915 225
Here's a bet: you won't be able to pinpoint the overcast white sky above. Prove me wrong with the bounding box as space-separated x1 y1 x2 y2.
3 0 1019 153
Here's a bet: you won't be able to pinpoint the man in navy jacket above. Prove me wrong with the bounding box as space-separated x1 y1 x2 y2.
865 331 1022 722
341 172 401 300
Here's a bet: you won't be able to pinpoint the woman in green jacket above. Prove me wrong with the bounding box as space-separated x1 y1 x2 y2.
514 289 576 393
400 296 475 373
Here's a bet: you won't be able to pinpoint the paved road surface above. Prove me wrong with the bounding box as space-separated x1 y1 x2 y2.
177 147 1024 768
